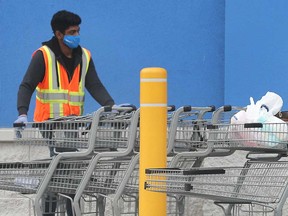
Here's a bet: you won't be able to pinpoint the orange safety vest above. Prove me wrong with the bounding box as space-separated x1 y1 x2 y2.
34 45 91 122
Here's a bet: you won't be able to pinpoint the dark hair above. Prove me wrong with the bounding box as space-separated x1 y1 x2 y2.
51 10 81 34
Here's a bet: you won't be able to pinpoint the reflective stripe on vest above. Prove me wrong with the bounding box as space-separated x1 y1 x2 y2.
35 45 90 120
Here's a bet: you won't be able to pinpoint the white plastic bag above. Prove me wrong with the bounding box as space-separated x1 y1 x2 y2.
231 92 288 147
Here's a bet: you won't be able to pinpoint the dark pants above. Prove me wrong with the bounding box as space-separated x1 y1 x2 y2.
39 122 78 216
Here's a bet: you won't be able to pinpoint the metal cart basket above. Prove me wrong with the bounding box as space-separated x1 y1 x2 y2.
33 106 140 216
208 122 288 152
14 114 93 150
0 160 50 194
145 160 288 216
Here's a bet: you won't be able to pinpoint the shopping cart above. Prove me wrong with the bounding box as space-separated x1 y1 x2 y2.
169 105 288 169
0 160 50 194
167 105 216 155
163 105 246 215
14 105 138 153
0 158 104 215
207 122 288 161
70 106 140 216
33 105 139 216
73 106 180 216
145 160 288 216
14 114 93 151
115 105 217 216
168 105 245 168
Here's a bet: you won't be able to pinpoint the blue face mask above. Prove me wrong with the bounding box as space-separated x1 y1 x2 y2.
63 35 80 49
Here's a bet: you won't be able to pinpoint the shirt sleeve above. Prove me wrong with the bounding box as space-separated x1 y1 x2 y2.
17 50 45 115
85 58 115 106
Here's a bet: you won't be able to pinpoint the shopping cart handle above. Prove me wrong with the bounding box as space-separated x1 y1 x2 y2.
207 124 218 129
244 123 263 128
214 201 252 205
223 105 232 112
104 106 112 112
119 104 137 111
111 104 137 112
182 168 225 175
183 106 192 112
145 168 225 175
209 105 216 112
145 167 181 174
13 122 25 127
168 105 176 112
246 152 286 161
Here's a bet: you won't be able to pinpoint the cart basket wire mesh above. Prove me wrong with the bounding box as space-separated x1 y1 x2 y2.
13 107 137 152
145 160 288 205
0 160 51 194
207 122 288 152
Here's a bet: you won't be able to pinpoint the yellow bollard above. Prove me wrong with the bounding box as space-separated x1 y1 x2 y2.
139 67 167 216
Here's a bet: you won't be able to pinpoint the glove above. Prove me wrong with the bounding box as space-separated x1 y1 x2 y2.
111 105 121 114
119 103 137 109
14 115 28 139
14 115 28 124
117 103 132 107
112 103 137 113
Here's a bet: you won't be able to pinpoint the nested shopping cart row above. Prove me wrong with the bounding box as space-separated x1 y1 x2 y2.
14 106 136 152
145 160 288 216
0 160 50 194
9 105 216 215
144 107 288 216
11 105 139 215
6 104 288 215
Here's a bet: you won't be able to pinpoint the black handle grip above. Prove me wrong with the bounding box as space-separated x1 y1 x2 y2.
183 106 192 112
13 123 25 127
244 123 263 128
223 105 232 112
209 105 216 112
168 105 176 112
183 168 225 175
104 106 112 112
207 124 218 129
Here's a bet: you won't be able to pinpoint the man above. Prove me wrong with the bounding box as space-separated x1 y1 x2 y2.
15 10 114 124
15 10 115 216
15 10 115 149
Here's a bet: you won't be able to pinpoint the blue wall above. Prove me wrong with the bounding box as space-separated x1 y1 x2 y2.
225 1 288 109
1 0 225 127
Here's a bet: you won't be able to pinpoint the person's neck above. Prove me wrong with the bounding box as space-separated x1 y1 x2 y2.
59 43 73 58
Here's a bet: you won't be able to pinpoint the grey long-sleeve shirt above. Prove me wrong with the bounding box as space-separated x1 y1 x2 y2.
17 37 114 116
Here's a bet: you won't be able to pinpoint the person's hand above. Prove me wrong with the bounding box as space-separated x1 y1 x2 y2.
112 103 137 114
14 114 28 124
14 114 28 139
